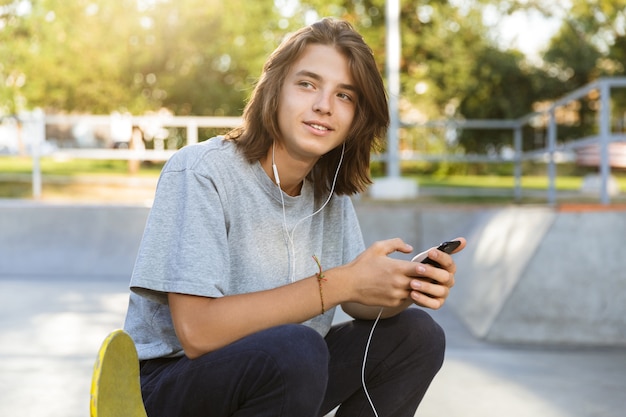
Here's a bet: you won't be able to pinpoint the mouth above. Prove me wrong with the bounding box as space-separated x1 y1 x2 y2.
305 121 332 132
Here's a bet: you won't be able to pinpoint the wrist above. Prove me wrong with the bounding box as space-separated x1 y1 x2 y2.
319 266 352 308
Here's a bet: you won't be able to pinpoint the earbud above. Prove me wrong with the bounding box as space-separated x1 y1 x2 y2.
272 163 281 185
271 142 281 186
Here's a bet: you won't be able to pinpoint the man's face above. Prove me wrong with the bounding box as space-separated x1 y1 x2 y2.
276 43 357 165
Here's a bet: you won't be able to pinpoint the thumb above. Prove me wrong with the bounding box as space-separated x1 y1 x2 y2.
372 238 413 256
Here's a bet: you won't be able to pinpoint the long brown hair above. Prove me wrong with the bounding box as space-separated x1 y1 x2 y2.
226 18 389 196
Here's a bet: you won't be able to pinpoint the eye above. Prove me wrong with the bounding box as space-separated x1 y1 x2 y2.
298 80 315 89
337 92 353 102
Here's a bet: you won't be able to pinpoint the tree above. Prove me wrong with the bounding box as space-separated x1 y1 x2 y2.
0 0 149 114
127 0 285 116
3 0 622 152
527 0 626 141
0 0 283 115
296 0 540 156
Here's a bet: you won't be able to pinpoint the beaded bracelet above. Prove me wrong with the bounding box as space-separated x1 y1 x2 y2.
312 255 327 315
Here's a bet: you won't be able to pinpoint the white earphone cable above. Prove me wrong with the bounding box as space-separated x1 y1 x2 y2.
274 142 382 415
273 143 346 282
362 308 384 417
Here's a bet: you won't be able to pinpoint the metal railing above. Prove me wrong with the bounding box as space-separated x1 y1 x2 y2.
387 77 626 205
7 77 626 204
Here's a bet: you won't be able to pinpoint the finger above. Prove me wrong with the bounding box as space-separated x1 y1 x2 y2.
413 262 450 285
447 272 455 288
410 289 446 310
372 238 414 256
428 268 455 288
410 278 450 298
425 249 457 274
449 237 467 253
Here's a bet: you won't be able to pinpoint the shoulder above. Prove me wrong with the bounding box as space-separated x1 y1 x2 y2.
326 194 361 230
163 137 244 175
327 193 357 213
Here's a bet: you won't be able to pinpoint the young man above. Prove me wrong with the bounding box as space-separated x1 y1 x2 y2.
124 18 466 416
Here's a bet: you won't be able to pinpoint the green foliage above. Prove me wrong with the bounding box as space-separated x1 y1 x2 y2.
1 0 625 161
126 0 285 116
0 0 284 115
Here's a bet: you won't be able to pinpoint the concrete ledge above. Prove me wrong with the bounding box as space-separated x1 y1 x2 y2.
449 204 626 347
0 201 149 279
368 177 419 200
3 199 625 347
0 199 479 280
354 199 479 253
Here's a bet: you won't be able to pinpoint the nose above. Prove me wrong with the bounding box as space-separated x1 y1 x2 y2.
313 91 332 115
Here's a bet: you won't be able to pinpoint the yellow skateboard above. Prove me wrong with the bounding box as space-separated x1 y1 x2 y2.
90 329 148 417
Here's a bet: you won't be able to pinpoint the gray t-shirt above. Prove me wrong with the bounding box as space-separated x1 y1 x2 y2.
124 137 365 360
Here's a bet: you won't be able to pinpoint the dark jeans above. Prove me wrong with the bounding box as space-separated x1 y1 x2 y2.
140 308 445 417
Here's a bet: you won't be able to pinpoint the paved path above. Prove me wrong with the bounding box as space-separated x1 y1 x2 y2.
0 277 128 417
1 276 625 417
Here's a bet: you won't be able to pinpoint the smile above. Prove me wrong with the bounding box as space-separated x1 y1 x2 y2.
306 122 331 132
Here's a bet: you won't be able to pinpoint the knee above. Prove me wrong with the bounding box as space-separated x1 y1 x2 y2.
403 308 446 343
263 324 329 367
257 324 329 389
397 308 446 369
236 325 328 413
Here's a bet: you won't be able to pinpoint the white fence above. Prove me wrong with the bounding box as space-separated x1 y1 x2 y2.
8 112 242 198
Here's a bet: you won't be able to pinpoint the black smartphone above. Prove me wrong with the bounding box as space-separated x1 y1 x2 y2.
411 240 461 268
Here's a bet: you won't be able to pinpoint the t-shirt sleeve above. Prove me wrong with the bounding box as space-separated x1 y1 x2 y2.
129 157 231 304
342 196 366 263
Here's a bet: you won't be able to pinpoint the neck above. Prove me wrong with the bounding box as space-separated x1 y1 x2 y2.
280 180 304 197
261 146 316 197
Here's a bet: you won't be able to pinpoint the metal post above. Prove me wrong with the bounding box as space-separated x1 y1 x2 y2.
385 0 400 178
31 109 45 200
513 125 522 202
599 80 611 205
547 108 557 205
369 0 417 199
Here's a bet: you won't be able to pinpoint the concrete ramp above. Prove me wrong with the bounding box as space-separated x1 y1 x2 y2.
449 205 626 346
0 201 149 279
3 200 625 347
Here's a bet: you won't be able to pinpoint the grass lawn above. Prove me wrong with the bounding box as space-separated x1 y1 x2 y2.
409 173 587 191
0 156 164 177
1 155 625 204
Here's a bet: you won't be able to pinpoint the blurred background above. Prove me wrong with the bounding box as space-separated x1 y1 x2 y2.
2 0 626 204
1 1 626 417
